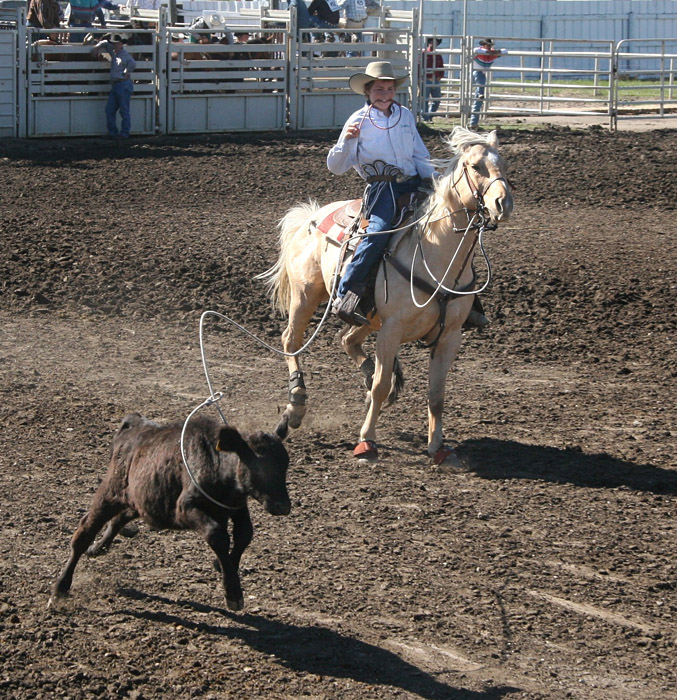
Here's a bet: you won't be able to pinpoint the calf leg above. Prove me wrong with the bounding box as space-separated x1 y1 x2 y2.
86 508 138 556
51 500 127 599
229 506 254 573
185 506 250 611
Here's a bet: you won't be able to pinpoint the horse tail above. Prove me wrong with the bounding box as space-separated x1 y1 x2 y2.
256 200 320 316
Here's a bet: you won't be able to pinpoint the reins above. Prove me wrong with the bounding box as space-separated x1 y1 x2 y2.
379 159 501 354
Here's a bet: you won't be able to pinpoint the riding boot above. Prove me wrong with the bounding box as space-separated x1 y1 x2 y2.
463 295 490 330
333 289 370 326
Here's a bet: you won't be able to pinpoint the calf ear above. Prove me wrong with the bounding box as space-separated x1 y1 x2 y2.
215 426 256 462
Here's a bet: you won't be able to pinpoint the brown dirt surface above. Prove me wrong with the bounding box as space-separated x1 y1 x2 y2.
1 125 676 700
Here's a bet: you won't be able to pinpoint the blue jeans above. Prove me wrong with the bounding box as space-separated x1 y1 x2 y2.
469 70 487 127
338 177 420 297
106 80 133 137
424 79 442 120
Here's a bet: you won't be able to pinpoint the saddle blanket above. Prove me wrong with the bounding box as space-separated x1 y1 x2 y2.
316 199 363 251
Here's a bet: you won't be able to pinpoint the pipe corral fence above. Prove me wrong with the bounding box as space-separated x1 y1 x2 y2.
1 3 675 138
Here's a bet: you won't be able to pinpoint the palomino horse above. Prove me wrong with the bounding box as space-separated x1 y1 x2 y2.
260 127 513 467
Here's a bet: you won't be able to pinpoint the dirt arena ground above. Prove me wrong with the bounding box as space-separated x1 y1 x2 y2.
1 123 675 700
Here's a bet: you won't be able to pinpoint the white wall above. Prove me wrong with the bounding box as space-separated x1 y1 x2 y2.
388 1 677 46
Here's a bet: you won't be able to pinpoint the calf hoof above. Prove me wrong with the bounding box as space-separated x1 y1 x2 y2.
226 597 244 612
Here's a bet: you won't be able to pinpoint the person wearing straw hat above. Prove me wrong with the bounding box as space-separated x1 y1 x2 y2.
327 60 436 325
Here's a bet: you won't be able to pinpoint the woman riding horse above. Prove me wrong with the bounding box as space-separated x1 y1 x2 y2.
260 125 513 466
327 61 436 325
327 61 487 329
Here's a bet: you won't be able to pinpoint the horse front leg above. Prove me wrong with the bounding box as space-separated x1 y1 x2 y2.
356 329 400 463
427 329 464 468
278 284 327 433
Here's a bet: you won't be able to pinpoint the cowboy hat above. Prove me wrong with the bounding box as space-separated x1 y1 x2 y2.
348 61 409 95
480 38 495 46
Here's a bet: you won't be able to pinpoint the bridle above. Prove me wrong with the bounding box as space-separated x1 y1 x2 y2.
450 151 511 222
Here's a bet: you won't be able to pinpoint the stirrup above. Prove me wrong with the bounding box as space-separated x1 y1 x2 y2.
333 290 369 326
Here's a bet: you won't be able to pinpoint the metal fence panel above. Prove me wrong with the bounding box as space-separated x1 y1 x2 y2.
0 6 22 137
166 26 288 133
26 28 157 137
0 28 17 136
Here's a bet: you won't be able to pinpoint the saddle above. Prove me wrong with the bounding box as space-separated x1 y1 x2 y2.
317 199 365 250
318 193 424 326
318 192 421 251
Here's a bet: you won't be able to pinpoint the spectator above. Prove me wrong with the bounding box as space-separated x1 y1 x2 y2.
90 33 136 139
288 0 339 39
27 0 64 30
67 0 120 42
469 37 507 129
337 0 379 56
422 37 444 122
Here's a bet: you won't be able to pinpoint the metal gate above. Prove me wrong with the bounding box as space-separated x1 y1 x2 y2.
613 38 677 128
165 24 289 134
0 5 24 137
27 26 157 138
292 7 418 130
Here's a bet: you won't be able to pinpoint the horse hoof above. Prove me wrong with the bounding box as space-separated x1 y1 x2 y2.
354 440 378 463
226 597 244 612
433 445 462 470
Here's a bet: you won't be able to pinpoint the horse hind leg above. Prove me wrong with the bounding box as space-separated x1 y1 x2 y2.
279 284 327 432
339 324 375 389
361 355 403 408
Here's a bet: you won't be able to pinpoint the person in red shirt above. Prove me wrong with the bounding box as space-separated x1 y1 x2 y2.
423 37 444 122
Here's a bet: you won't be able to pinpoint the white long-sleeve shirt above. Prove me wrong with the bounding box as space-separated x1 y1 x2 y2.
327 103 436 181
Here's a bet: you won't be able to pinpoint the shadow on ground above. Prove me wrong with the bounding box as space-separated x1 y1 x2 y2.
457 438 676 494
117 588 518 700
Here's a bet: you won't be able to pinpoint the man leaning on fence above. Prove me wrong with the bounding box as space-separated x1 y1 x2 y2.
91 33 136 140
337 0 379 57
469 38 507 129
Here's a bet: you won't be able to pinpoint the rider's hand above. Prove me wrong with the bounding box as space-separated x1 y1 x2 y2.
344 123 360 140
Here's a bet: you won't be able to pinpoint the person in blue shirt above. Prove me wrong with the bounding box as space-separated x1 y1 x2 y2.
91 33 136 139
288 0 339 34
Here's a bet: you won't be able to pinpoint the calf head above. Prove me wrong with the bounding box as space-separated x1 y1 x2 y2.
217 427 291 516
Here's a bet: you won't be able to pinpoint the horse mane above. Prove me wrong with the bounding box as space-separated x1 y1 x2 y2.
431 126 498 176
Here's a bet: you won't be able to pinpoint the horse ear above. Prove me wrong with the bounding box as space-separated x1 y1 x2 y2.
487 130 499 148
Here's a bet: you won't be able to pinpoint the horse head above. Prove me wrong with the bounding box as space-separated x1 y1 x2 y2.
437 127 513 225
